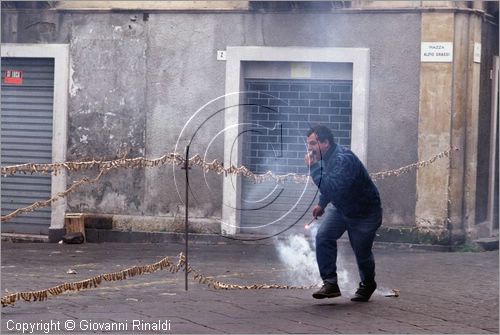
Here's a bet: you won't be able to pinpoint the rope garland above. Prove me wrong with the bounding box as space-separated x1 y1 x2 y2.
1 253 318 307
0 147 458 222
370 147 456 180
1 169 108 222
1 147 458 182
1 153 185 177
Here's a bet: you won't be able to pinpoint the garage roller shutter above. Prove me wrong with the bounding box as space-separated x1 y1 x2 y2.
1 57 54 234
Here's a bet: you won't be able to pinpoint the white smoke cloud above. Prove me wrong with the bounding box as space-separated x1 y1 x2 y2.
276 224 356 297
275 223 395 298
276 233 321 286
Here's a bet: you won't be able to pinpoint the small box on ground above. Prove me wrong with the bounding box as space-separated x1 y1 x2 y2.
64 213 86 243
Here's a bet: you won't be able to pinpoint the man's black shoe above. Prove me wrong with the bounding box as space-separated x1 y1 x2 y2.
351 281 377 302
312 282 341 299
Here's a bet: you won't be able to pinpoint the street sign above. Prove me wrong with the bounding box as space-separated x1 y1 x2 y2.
421 42 453 63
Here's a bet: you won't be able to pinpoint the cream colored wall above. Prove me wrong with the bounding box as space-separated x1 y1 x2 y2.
415 13 455 233
415 8 488 240
463 14 483 238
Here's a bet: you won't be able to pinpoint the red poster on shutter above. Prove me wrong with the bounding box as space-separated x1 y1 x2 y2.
3 70 24 85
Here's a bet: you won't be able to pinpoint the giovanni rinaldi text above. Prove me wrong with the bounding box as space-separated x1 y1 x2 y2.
6 319 172 333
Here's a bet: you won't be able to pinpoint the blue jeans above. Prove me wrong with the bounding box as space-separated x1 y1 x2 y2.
315 206 382 285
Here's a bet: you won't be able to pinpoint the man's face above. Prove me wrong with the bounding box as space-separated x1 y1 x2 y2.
307 133 330 159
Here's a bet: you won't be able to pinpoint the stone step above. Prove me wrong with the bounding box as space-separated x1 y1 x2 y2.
472 237 499 251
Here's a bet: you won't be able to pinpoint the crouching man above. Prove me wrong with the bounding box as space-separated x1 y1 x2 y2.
304 125 383 302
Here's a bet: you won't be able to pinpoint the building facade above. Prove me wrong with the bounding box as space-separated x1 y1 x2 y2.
1 1 498 246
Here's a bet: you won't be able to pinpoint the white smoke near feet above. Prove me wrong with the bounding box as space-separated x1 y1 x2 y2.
336 251 357 297
275 223 396 298
275 234 321 286
275 223 358 297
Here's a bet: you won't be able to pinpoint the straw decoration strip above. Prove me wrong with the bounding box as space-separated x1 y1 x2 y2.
1 253 318 307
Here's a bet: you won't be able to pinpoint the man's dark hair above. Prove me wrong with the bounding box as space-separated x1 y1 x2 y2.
307 125 334 145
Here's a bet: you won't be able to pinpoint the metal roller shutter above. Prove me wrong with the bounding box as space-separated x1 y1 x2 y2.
1 57 54 234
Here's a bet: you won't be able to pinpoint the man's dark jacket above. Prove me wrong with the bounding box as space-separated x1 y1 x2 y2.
309 143 381 218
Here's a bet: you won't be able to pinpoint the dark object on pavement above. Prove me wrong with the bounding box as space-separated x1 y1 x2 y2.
63 232 84 244
385 289 400 297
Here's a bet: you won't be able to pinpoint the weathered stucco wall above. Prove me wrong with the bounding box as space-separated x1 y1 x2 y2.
475 19 499 225
1 10 421 229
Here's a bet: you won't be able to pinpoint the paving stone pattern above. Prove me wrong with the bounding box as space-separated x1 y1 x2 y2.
1 241 498 334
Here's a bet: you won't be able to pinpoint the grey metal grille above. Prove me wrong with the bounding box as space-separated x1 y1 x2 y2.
240 79 352 236
1 57 54 234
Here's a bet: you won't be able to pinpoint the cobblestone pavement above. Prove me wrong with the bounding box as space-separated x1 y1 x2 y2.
1 240 498 334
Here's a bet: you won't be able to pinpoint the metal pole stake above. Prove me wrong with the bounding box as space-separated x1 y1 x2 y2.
184 145 190 291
